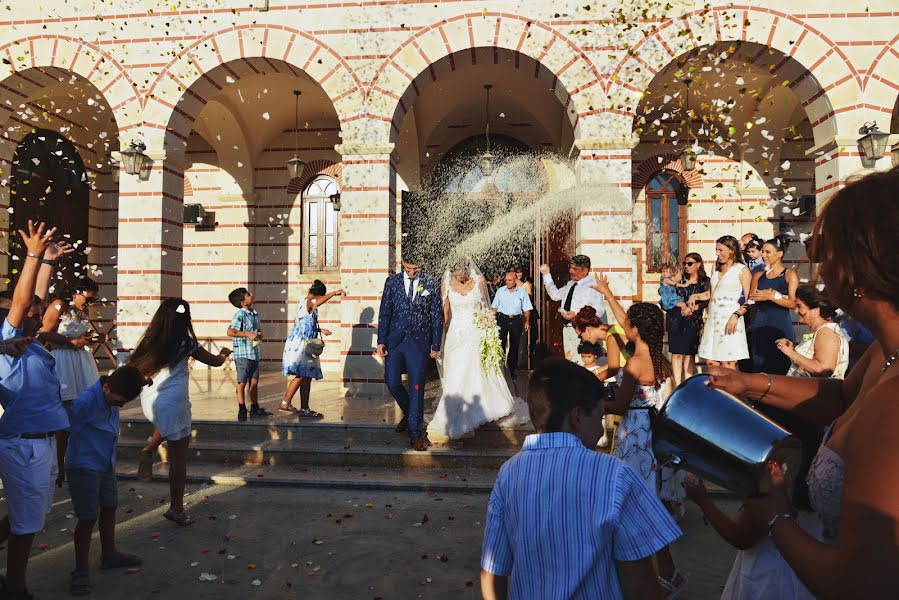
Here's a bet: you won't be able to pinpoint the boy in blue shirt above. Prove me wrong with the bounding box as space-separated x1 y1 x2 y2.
226 287 269 421
66 365 146 596
0 221 73 600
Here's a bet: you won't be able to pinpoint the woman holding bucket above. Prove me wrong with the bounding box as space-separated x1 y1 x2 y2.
707 167 899 599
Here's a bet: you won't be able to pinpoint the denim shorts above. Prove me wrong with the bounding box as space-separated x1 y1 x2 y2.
235 358 260 383
67 467 118 521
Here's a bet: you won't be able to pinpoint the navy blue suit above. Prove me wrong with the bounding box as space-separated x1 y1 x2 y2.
377 272 444 438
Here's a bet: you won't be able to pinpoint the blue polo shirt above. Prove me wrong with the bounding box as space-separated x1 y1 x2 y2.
491 285 534 317
0 319 69 438
65 378 119 472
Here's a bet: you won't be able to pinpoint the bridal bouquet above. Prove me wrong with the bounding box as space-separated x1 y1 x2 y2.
473 307 505 376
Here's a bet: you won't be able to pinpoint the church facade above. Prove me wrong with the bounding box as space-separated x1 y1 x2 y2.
1 1 897 393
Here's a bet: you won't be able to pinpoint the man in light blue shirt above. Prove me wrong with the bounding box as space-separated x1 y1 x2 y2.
491 272 533 378
481 358 681 599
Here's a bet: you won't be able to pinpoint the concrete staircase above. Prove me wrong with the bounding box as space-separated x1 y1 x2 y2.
116 418 534 493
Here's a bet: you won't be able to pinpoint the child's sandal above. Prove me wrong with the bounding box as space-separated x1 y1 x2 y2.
100 551 143 569
298 408 324 419
163 508 195 526
70 569 92 596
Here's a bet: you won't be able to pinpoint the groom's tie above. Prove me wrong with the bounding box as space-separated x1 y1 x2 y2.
407 277 416 304
563 283 576 322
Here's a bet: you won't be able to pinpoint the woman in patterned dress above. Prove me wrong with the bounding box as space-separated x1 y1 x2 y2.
280 280 345 418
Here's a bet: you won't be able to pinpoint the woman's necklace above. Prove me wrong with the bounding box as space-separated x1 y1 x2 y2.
882 349 899 375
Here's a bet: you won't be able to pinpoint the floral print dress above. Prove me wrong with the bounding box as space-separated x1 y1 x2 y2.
282 298 323 380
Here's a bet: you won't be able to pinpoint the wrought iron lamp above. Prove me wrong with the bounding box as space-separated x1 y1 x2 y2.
857 122 890 162
120 140 148 175
479 84 495 177
286 90 307 180
329 192 342 212
678 79 698 171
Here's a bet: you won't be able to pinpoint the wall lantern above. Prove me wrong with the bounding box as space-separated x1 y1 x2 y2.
286 90 307 180
479 84 494 177
120 140 148 175
857 122 890 162
329 192 342 212
678 78 698 171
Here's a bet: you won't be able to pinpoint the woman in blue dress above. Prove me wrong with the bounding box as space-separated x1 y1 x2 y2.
747 236 799 374
280 280 345 418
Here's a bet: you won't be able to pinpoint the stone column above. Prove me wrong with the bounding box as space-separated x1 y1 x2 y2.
574 134 638 312
334 136 395 398
114 149 184 358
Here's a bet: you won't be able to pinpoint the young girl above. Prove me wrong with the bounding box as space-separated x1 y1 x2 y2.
41 277 101 403
128 299 231 525
590 274 687 597
281 280 345 418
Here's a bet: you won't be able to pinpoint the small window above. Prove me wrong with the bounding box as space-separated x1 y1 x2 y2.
302 176 339 272
645 171 687 272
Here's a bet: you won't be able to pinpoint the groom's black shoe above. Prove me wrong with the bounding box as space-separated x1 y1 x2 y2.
395 415 408 433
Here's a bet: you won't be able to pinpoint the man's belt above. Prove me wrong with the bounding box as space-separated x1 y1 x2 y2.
19 432 56 439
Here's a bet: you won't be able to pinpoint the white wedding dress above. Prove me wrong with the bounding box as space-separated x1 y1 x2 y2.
428 279 528 440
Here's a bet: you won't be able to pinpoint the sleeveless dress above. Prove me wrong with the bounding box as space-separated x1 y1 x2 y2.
666 278 709 355
50 305 100 402
698 264 750 362
787 323 849 379
282 298 323 380
748 270 794 374
428 285 527 440
807 424 844 545
139 339 199 441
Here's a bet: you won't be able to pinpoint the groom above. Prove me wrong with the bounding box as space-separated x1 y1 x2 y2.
377 255 444 451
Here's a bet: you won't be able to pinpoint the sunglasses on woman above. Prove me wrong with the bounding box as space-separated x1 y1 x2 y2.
682 261 697 267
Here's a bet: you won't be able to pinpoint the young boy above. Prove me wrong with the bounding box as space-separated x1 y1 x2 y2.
227 288 269 421
66 365 146 596
578 340 612 448
0 222 72 600
480 358 681 600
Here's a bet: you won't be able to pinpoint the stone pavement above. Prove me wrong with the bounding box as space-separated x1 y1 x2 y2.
20 482 736 599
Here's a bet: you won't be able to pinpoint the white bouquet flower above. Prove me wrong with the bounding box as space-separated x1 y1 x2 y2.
472 307 504 376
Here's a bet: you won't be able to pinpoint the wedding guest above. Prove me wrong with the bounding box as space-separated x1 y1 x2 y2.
226 287 269 421
695 236 751 370
682 474 816 600
578 341 602 377
480 358 680 600
706 167 899 598
491 272 532 379
129 299 231 524
658 263 681 313
281 280 345 418
745 235 799 375
540 255 606 364
667 253 709 386
779 285 848 379
744 237 765 275
0 222 72 599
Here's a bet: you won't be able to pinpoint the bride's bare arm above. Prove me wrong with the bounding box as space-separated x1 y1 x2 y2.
442 281 451 326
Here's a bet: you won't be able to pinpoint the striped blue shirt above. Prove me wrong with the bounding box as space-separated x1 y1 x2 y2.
481 432 682 599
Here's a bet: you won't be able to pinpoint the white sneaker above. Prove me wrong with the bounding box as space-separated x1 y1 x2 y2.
598 433 609 448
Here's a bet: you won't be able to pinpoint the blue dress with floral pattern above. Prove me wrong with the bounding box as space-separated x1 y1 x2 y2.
282 299 323 379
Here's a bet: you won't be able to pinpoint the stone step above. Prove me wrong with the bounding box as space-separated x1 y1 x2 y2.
119 417 533 451
114 459 499 493
116 437 517 470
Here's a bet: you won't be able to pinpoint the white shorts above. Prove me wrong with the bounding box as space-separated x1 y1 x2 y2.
0 436 57 535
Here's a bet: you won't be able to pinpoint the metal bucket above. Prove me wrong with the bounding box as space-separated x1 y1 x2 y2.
653 374 802 498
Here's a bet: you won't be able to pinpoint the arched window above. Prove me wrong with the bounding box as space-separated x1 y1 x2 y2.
302 176 339 272
645 170 688 272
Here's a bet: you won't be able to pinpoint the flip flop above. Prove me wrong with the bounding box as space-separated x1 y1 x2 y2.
163 508 195 526
100 552 143 570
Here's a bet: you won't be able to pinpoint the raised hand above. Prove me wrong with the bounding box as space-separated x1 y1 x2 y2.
590 271 613 297
539 264 550 275
44 240 75 261
18 220 57 259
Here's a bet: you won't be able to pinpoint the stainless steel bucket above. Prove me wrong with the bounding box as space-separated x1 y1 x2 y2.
653 374 802 497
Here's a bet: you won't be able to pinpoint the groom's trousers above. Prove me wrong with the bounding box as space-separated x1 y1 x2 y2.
384 338 427 438
496 313 524 376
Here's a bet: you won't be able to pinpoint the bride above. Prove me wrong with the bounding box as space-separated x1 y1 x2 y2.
428 261 527 442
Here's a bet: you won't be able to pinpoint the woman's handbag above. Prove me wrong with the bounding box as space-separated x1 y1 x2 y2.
304 331 325 357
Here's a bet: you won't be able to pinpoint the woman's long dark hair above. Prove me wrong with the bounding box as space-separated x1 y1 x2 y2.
127 298 198 378
626 302 672 387
682 252 709 285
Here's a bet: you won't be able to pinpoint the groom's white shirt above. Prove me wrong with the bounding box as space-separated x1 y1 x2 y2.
403 271 419 302
542 273 607 322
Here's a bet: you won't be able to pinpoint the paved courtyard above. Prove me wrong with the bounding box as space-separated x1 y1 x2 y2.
16 482 736 600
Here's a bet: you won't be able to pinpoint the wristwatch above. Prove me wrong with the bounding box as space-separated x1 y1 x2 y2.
767 512 794 537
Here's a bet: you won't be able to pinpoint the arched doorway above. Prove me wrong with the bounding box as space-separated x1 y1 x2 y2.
644 171 688 272
9 129 90 286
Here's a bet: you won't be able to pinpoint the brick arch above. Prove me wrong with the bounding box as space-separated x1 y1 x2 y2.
862 33 899 123
0 35 141 133
610 6 857 140
287 160 343 194
633 154 704 190
363 13 602 130
141 25 364 157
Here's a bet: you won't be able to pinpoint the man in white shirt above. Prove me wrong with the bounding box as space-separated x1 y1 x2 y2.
540 255 606 364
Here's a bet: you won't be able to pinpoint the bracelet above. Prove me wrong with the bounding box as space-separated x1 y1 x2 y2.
767 512 794 537
25 253 40 259
732 311 742 318
758 372 772 401
40 258 57 267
